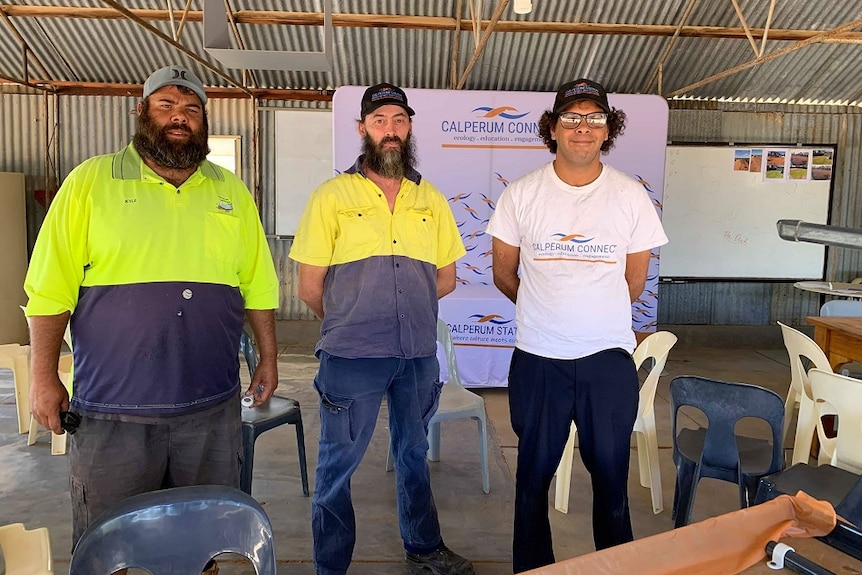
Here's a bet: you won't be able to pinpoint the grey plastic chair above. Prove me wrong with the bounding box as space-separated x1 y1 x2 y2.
670 375 785 528
240 329 309 496
68 485 278 575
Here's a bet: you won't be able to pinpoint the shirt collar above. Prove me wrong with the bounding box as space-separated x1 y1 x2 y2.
112 143 224 182
343 154 422 185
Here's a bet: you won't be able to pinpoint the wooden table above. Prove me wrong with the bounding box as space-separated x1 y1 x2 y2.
806 316 862 371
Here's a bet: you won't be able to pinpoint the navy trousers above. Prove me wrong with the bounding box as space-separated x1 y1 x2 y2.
508 347 639 573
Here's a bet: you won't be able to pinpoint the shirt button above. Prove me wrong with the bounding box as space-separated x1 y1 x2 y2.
393 240 397 244
398 288 403 293
399 314 405 319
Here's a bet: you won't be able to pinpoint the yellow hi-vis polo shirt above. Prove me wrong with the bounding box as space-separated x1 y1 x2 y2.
24 143 279 418
290 157 465 359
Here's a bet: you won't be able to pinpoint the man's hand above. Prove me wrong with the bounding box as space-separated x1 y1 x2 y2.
30 374 70 435
245 358 278 407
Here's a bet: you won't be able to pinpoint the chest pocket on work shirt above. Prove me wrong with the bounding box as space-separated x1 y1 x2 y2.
397 207 437 264
204 211 241 267
335 206 382 263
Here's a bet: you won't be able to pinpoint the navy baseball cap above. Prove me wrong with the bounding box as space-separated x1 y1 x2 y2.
361 83 415 118
553 79 610 114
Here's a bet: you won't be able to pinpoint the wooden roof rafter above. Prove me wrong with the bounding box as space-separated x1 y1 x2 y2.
4 6 862 43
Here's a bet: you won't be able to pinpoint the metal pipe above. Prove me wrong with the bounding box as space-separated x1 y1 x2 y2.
765 541 836 575
777 220 862 251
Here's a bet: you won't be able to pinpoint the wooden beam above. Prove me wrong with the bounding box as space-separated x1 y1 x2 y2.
759 0 776 57
668 17 862 97
729 0 759 56
456 0 508 90
4 6 862 42
0 71 49 90
0 7 52 80
0 80 334 100
450 0 463 89
643 0 697 94
175 0 193 42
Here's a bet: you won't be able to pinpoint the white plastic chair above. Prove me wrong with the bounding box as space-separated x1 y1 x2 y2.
809 368 862 473
0 523 53 574
0 343 31 434
386 319 490 494
554 331 678 515
777 321 834 465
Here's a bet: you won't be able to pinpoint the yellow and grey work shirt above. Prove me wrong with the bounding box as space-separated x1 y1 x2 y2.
24 143 279 418
289 156 465 359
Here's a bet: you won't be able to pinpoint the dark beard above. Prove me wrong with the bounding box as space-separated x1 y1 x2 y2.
362 132 417 180
133 103 210 170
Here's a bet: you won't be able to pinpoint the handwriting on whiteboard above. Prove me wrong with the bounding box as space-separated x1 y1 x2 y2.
724 231 748 245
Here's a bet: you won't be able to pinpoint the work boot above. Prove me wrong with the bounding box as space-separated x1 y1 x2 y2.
406 545 475 575
202 560 219 575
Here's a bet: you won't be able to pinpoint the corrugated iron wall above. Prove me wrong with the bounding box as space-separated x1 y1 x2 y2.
2 93 860 324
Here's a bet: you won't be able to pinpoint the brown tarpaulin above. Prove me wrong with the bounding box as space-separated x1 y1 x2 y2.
525 492 837 575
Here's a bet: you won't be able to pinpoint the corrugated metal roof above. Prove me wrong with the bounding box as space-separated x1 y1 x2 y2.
0 0 860 104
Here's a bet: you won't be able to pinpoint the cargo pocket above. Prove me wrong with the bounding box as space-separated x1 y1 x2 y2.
421 379 444 424
314 380 355 444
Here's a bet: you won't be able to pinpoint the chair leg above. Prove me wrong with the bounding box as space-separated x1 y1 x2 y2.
476 415 490 494
673 461 698 528
13 359 30 435
638 428 663 515
636 432 650 488
27 415 39 446
427 421 442 462
51 430 68 455
553 423 576 514
791 400 816 465
293 417 309 497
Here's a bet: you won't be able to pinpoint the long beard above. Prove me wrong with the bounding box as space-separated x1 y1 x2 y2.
133 105 210 170
362 132 417 180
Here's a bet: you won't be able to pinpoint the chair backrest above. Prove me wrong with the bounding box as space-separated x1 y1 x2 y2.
778 321 832 401
809 368 862 473
820 299 862 317
436 318 465 389
0 523 52 574
69 485 278 575
670 376 785 474
633 331 677 418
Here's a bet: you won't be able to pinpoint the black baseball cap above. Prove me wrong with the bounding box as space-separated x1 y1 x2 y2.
553 79 610 114
361 83 415 118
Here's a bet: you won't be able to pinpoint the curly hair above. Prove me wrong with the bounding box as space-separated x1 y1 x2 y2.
537 108 627 154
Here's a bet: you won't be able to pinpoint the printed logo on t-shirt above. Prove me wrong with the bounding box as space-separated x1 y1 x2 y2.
531 233 618 263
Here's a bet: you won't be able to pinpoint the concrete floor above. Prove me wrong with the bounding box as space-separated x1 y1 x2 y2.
0 338 800 574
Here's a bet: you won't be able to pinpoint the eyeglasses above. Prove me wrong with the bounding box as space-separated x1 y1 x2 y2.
558 112 608 129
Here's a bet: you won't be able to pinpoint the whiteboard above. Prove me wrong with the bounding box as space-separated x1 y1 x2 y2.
275 110 334 236
661 145 832 279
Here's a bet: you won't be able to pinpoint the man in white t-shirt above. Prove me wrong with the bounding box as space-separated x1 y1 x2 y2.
486 78 668 573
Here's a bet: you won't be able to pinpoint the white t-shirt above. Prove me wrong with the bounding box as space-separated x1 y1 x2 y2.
486 162 668 359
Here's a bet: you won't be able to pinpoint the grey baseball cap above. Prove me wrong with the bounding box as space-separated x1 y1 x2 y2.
142 65 207 104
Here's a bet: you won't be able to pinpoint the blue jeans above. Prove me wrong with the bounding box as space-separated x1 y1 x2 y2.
312 352 444 575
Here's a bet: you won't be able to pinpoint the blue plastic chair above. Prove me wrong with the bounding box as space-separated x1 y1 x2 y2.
239 329 309 496
68 485 278 575
670 375 785 528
